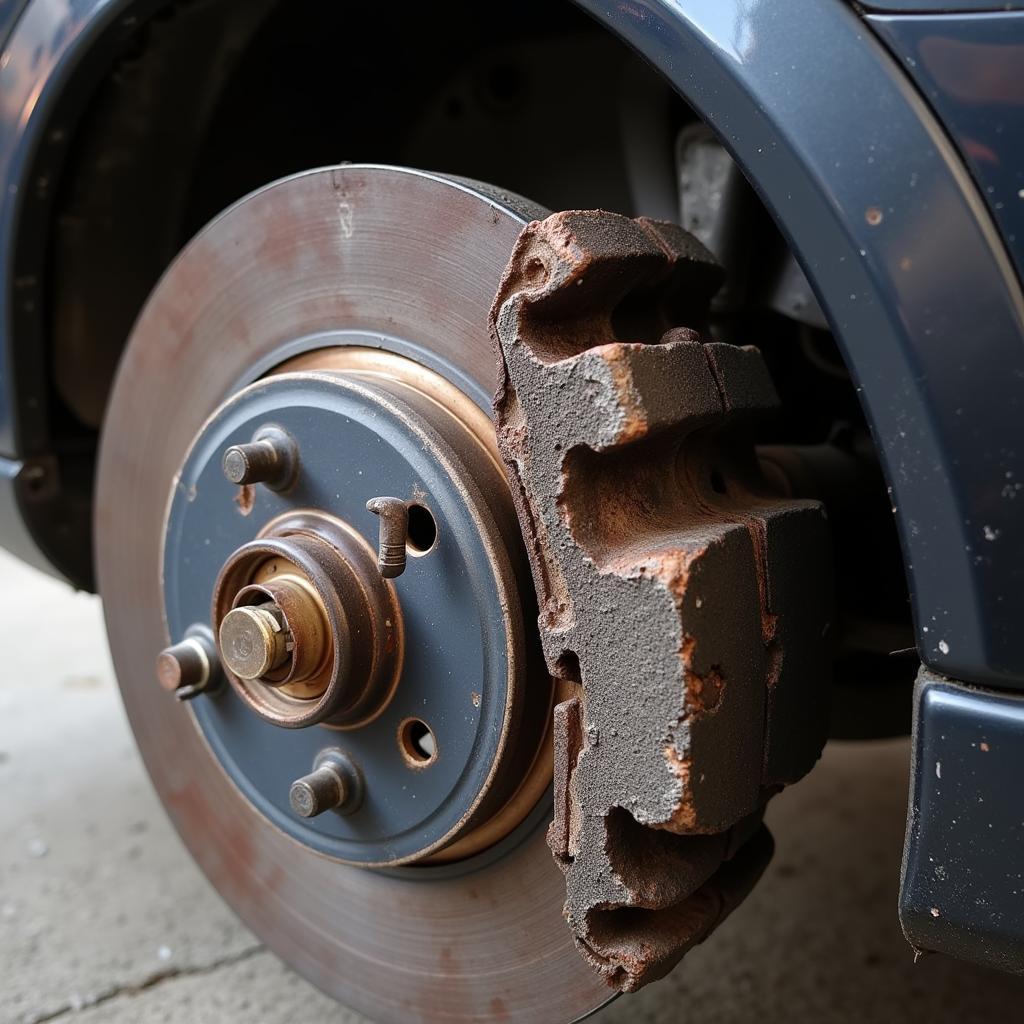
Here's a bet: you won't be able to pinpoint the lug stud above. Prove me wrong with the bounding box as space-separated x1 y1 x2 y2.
222 425 298 490
219 603 290 680
156 626 220 701
366 497 409 578
289 750 363 818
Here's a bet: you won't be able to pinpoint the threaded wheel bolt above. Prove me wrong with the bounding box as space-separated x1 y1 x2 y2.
156 626 220 701
289 750 363 818
222 425 298 490
290 766 345 817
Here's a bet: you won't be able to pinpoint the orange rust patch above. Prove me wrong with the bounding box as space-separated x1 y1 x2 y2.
662 746 698 833
680 636 726 715
234 484 255 516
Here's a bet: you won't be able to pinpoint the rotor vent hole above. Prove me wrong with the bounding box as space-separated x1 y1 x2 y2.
399 718 437 768
710 469 728 495
406 504 437 554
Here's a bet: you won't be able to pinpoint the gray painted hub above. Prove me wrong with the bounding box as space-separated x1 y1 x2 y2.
162 370 511 865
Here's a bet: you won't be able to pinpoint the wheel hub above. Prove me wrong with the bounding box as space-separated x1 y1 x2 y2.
161 351 550 865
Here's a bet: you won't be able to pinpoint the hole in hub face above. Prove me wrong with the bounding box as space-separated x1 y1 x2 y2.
406 504 437 554
398 717 437 768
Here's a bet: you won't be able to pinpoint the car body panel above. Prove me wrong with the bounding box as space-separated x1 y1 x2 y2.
0 0 142 460
860 1 1024 12
0 0 157 581
902 669 1024 971
0 0 31 51
868 12 1024 287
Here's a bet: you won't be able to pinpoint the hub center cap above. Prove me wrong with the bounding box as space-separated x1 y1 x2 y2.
212 508 401 726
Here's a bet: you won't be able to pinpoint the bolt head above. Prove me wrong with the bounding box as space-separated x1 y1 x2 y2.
221 428 298 489
289 765 345 818
155 651 184 692
155 634 215 695
289 780 320 817
222 447 251 484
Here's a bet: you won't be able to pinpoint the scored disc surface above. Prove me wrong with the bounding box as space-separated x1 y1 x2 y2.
95 165 613 1022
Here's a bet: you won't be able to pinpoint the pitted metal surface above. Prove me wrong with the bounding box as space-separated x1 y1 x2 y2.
489 210 833 991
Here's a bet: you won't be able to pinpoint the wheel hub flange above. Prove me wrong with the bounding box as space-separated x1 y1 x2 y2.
160 353 550 867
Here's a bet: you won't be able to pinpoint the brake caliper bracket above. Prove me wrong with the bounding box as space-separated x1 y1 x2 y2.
489 210 833 991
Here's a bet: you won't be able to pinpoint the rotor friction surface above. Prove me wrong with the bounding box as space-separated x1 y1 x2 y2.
95 166 613 1023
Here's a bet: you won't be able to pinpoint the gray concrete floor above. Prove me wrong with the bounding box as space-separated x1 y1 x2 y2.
2 547 1022 1024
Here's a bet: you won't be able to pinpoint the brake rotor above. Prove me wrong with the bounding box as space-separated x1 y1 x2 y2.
95 166 615 1022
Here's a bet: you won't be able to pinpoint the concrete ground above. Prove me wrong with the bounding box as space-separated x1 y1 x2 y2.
2 547 1022 1024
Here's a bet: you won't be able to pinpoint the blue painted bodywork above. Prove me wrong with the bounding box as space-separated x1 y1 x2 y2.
0 1 31 50
861 1 1024 11
903 669 1024 971
869 12 1024 286
0 0 149 577
0 0 134 461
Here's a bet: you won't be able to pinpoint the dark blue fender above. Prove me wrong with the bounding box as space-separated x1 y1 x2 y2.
0 0 161 578
861 1 1024 11
869 12 1024 300
902 669 1024 972
0 1 31 49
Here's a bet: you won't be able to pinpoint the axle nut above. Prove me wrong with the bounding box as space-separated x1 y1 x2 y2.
219 604 289 680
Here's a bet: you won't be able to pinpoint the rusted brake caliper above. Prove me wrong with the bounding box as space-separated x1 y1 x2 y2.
489 212 833 991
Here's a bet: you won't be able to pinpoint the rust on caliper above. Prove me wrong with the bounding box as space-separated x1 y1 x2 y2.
489 212 833 991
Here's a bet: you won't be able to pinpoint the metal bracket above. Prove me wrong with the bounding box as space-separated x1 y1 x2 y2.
490 210 833 990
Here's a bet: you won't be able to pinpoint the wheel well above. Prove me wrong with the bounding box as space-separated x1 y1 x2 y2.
48 0 682 437
18 0 913 732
